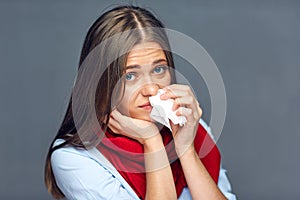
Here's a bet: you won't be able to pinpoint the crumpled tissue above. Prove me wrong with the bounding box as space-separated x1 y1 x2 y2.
149 89 187 131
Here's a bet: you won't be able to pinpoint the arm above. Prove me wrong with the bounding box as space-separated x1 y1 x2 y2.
161 85 227 199
199 118 237 200
218 167 237 200
143 135 177 200
179 146 227 200
108 110 177 200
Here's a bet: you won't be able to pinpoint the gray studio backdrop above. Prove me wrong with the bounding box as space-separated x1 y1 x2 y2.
0 1 299 199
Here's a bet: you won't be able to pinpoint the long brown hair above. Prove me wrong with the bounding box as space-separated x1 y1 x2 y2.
44 5 176 199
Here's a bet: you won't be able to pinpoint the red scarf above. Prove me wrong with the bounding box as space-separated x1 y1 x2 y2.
97 123 220 199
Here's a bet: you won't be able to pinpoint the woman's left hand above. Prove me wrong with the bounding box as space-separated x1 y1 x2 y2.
160 84 202 156
108 109 161 145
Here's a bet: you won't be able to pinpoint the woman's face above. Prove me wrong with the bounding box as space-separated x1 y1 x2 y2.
117 42 171 122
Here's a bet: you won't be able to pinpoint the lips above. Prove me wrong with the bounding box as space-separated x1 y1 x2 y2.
139 102 151 107
139 102 152 110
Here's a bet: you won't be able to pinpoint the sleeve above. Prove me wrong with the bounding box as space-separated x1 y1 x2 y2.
199 118 237 200
218 168 237 200
51 146 136 200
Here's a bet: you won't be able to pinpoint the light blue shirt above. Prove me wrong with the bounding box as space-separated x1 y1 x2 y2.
51 119 237 200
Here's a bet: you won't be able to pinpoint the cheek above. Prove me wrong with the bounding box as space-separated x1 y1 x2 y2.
117 88 137 116
160 72 172 86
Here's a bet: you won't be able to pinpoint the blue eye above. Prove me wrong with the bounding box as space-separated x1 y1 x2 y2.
125 72 136 81
153 66 167 74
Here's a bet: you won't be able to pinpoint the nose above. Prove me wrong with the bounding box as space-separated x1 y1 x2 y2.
140 83 159 97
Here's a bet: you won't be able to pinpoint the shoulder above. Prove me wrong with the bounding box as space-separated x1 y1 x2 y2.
50 139 138 200
51 139 91 166
199 118 215 142
198 120 237 200
51 139 94 170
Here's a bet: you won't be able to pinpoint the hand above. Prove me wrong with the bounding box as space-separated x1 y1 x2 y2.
107 109 161 145
160 84 203 156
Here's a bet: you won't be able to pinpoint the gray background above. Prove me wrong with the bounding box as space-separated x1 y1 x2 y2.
0 0 299 199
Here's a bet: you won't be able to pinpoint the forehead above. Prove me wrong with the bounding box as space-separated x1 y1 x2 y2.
126 42 166 66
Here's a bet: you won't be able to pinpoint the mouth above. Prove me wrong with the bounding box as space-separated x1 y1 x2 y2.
138 102 152 111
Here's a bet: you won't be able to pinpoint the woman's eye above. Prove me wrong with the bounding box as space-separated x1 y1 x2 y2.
125 72 136 81
153 65 167 74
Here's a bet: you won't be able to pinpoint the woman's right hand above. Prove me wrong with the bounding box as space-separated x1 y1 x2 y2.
107 109 161 145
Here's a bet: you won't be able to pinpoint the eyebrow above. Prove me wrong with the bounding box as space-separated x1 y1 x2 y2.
125 59 168 70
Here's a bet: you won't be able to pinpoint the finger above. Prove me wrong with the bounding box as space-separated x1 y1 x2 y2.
107 117 121 133
160 85 188 100
110 109 125 122
110 109 118 118
196 106 203 120
176 107 192 116
175 107 197 122
172 95 195 110
103 114 109 124
108 117 138 139
107 123 118 134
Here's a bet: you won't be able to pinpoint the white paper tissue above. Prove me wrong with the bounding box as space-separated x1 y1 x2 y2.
149 89 187 131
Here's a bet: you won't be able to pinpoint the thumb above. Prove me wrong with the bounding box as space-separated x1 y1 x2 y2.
170 120 179 136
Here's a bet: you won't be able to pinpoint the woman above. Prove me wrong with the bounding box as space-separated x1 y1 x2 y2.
44 5 236 200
